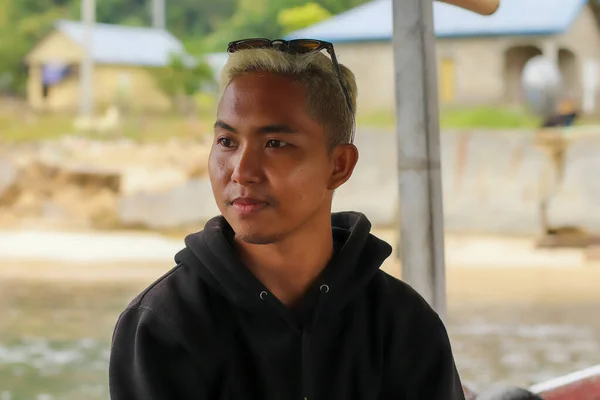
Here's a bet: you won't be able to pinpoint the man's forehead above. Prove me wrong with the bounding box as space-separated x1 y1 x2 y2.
218 75 307 116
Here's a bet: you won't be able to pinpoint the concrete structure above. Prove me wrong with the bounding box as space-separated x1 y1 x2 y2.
110 127 600 237
118 178 219 230
334 127 600 236
287 0 600 115
25 20 192 113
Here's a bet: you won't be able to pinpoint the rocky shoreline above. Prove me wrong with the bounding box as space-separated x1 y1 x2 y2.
0 137 215 230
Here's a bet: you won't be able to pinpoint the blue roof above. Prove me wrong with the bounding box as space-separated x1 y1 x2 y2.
286 0 588 42
56 20 190 67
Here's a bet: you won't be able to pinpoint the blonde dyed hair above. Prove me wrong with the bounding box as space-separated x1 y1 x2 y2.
220 48 358 148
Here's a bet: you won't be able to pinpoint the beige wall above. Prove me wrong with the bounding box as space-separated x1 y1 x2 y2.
439 37 505 105
26 31 83 65
334 42 395 113
560 6 600 68
26 31 83 110
28 65 171 112
28 65 171 113
28 66 80 111
94 66 171 112
335 38 508 114
26 30 172 113
27 65 44 109
558 5 600 111
334 5 600 115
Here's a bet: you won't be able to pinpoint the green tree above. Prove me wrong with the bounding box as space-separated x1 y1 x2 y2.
203 0 371 52
278 3 332 34
0 5 68 94
0 0 371 95
320 0 370 14
151 53 215 115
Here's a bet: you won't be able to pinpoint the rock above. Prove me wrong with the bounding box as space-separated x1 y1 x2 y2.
53 164 121 192
117 178 220 229
186 146 211 178
121 166 188 195
51 186 118 228
0 157 18 201
13 192 42 217
87 188 120 228
41 200 70 221
2 160 122 228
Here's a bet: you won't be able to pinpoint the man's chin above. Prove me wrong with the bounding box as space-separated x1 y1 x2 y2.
234 230 283 246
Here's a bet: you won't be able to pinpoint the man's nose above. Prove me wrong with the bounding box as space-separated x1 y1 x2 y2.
230 145 263 185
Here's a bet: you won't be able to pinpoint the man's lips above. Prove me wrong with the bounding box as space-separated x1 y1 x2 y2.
230 197 269 215
231 197 267 206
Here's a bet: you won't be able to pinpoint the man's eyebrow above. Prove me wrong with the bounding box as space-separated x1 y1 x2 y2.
214 120 236 132
213 121 298 134
258 124 298 134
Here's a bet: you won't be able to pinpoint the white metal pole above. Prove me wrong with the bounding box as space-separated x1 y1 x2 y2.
79 0 95 118
392 0 447 317
152 0 166 30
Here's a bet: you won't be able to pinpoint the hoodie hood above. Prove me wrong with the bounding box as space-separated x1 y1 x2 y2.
175 211 392 317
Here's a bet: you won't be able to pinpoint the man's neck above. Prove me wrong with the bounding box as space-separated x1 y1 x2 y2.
234 222 334 308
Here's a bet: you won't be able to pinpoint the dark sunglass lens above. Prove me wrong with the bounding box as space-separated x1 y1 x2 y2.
290 40 322 54
231 39 271 51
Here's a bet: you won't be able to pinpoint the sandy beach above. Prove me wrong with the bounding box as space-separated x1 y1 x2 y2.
1 228 599 305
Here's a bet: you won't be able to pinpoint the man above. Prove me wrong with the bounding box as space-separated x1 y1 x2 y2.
109 38 465 400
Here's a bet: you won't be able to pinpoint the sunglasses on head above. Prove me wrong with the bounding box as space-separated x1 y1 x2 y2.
227 38 355 143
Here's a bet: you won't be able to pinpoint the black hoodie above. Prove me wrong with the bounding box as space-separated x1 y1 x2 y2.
109 212 465 400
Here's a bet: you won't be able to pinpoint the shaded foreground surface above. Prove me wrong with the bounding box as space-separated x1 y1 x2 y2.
1 269 599 399
1 228 600 399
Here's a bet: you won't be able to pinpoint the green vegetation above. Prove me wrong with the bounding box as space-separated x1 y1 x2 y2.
356 106 543 130
278 3 332 34
355 109 397 128
150 54 216 115
0 104 550 144
0 106 215 143
0 110 73 142
440 106 541 129
0 0 371 96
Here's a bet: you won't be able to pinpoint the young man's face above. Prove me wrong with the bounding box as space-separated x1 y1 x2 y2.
209 71 356 244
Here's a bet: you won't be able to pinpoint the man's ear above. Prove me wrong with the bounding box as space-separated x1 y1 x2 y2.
328 144 359 190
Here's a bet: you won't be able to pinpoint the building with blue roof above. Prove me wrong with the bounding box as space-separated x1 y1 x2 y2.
25 20 193 112
287 0 600 114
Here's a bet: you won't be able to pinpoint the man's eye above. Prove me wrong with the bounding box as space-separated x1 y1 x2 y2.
266 140 287 148
217 138 236 148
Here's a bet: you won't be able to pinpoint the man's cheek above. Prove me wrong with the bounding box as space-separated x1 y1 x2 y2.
209 156 229 181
